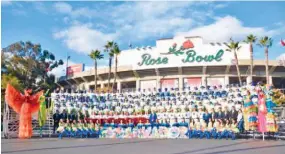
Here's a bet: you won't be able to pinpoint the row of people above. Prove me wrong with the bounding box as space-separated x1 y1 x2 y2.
54 107 242 125
56 118 240 140
51 85 245 106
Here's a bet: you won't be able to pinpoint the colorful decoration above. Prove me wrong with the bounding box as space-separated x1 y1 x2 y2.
265 87 279 132
257 92 267 132
168 127 180 138
179 127 188 138
243 91 257 131
5 84 43 139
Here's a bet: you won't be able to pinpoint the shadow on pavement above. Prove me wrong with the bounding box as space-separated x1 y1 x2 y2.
2 139 162 153
172 140 262 154
202 144 285 154
1 139 59 144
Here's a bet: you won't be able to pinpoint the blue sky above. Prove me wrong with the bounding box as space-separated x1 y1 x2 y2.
1 1 285 76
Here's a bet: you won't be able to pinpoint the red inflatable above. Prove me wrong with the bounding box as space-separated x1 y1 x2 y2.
5 84 43 139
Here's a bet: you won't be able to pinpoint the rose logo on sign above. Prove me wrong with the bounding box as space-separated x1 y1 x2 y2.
161 40 194 56
182 40 194 49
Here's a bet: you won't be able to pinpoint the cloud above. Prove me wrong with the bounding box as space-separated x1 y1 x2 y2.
54 2 72 14
53 2 97 18
63 16 70 24
214 3 228 9
53 23 117 54
11 9 27 16
176 15 281 43
105 2 200 42
33 2 48 14
2 1 12 6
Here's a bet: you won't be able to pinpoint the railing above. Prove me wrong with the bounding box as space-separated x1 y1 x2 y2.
121 88 137 93
2 100 54 138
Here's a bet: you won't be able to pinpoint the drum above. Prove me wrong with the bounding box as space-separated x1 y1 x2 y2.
168 127 180 138
179 127 188 138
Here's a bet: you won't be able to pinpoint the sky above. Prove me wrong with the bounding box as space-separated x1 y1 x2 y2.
1 1 285 77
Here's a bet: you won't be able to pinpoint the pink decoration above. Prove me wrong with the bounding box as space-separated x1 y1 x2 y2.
257 92 267 133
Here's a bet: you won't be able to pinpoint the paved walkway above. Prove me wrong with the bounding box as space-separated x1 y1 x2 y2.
2 138 285 154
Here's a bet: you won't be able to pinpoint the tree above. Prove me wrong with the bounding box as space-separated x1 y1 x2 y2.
104 41 115 91
244 34 257 84
110 44 121 91
226 38 242 85
1 74 23 111
89 49 104 92
258 36 273 84
2 41 64 92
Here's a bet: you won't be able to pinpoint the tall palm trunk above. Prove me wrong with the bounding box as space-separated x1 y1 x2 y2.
234 50 242 85
250 43 253 84
107 57 112 91
112 55 118 91
94 60 97 92
265 47 269 84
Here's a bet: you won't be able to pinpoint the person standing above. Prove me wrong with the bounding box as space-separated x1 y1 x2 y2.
229 106 238 121
53 110 61 134
60 109 68 122
149 110 157 129
214 107 224 122
223 107 230 120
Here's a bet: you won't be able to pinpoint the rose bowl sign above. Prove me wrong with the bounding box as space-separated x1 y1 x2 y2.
117 37 250 70
138 40 224 66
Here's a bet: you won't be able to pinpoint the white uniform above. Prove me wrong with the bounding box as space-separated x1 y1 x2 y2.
191 111 198 120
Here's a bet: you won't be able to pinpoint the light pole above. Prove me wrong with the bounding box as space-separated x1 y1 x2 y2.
66 55 71 79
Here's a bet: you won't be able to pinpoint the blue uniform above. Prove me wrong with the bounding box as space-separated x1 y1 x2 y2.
172 122 180 127
118 123 126 129
179 122 188 127
137 123 144 129
128 123 135 130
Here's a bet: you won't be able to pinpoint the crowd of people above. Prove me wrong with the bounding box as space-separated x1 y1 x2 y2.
51 83 280 139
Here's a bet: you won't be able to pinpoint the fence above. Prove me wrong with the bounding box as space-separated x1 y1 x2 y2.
2 98 54 139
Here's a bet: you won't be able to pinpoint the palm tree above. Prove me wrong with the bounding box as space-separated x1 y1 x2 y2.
104 41 115 91
258 36 273 84
244 34 257 84
89 50 104 92
226 38 242 85
110 44 121 91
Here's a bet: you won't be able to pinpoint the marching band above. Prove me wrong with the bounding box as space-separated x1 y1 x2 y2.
52 83 279 139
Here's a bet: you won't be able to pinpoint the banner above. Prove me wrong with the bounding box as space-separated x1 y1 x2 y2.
140 80 157 90
161 79 179 89
184 77 202 88
67 64 84 76
207 77 225 86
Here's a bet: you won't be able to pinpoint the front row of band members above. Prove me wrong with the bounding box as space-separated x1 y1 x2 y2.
55 106 242 127
56 118 240 139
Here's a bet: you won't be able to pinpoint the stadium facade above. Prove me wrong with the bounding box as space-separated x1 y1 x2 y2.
57 36 285 91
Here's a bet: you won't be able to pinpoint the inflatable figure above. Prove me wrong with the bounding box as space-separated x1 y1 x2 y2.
38 89 49 136
243 90 257 131
257 91 267 133
5 84 43 139
265 86 279 132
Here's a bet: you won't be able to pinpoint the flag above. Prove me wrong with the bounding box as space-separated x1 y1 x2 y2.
281 39 285 46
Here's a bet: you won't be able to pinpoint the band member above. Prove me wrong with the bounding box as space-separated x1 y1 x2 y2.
149 110 157 129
